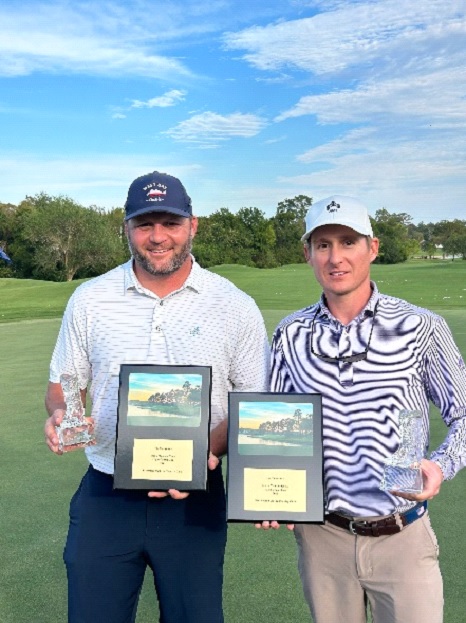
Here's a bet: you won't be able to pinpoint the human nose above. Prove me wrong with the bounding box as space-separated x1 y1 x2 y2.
149 224 167 243
329 245 343 264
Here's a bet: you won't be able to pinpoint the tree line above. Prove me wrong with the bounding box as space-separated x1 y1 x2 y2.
1 193 465 282
0 194 128 281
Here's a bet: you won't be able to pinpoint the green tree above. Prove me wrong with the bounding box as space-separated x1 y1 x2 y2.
421 240 437 259
236 207 277 268
0 202 18 277
271 195 312 266
405 237 421 259
372 208 413 264
0 202 17 244
192 216 223 267
194 207 278 268
414 221 436 244
17 193 126 281
443 234 466 260
293 408 303 434
193 208 253 267
432 220 466 258
95 206 130 275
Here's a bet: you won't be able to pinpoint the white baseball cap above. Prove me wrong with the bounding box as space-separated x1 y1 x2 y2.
301 195 373 242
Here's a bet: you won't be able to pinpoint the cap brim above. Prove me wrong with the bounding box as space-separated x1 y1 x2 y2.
301 230 312 242
301 224 373 242
125 205 191 221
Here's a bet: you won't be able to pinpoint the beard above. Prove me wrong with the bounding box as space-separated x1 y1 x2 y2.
128 235 193 277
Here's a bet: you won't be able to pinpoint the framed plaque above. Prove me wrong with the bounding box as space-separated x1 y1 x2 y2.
227 392 324 523
114 364 211 490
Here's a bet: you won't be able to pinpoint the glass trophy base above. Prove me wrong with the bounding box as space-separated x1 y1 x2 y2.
56 423 95 453
379 465 423 494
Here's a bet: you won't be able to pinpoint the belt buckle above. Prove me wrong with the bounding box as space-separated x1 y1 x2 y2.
349 520 359 535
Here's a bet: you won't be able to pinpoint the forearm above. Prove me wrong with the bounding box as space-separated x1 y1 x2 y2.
45 381 87 417
429 415 466 480
45 382 66 417
210 419 228 458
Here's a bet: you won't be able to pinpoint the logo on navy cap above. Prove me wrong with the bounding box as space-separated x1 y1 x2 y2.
144 182 167 203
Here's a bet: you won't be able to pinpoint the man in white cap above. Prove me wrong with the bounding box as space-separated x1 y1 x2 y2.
44 171 270 623
264 196 466 623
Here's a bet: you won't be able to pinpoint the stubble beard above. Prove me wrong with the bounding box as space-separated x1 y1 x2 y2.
128 235 193 277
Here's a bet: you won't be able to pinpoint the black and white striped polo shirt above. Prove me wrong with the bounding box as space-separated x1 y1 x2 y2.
270 283 466 517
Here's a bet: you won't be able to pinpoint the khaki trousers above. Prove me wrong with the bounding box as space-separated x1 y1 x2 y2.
294 513 443 623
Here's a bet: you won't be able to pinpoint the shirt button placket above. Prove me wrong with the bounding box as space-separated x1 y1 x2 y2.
148 299 167 358
339 329 354 386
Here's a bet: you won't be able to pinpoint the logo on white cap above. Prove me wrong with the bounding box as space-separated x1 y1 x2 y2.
326 201 340 213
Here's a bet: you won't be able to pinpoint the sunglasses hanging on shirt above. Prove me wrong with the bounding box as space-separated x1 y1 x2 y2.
310 302 378 364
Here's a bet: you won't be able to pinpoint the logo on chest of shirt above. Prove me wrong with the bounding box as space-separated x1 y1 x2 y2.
189 326 201 337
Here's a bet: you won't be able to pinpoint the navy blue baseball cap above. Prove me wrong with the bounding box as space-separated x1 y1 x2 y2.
124 171 192 221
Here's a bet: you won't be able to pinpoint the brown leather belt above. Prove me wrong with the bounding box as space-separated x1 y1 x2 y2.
326 502 427 537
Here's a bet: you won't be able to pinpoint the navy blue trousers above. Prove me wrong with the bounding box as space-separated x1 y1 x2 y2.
64 464 227 623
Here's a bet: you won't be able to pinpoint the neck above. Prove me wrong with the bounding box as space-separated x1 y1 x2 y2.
133 258 193 298
324 286 373 325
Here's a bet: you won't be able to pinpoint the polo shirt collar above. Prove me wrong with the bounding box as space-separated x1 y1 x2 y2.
183 258 203 293
317 281 380 323
123 259 139 293
122 256 203 295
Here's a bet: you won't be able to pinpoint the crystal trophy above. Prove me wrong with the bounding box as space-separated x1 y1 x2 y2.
379 409 424 493
56 373 95 452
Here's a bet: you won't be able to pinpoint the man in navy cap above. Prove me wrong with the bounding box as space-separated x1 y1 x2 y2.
262 195 466 623
44 171 270 623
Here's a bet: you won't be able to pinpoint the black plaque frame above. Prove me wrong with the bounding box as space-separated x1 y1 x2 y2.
227 392 324 523
114 364 211 490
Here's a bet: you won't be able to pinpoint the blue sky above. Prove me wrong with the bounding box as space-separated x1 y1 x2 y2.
239 402 313 429
1 0 465 223
129 373 201 393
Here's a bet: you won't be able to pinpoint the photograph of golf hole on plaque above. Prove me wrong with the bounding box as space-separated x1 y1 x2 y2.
227 392 324 523
114 364 211 490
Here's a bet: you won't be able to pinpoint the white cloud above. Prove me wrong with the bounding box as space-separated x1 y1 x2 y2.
0 37 192 81
1 1 465 225
275 65 466 124
0 2 205 79
296 127 466 180
0 136 464 222
297 128 377 162
0 0 296 79
131 90 187 109
224 1 466 76
264 135 287 145
219 0 466 225
278 125 466 222
0 153 202 208
164 111 268 147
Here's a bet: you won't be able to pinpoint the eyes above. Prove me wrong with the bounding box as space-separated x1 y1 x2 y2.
134 219 183 230
314 239 357 251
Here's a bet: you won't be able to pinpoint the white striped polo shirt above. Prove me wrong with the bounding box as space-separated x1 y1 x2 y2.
50 258 270 474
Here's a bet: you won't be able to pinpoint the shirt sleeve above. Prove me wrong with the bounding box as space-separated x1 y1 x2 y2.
270 327 296 393
425 315 466 480
49 290 91 391
229 298 270 392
